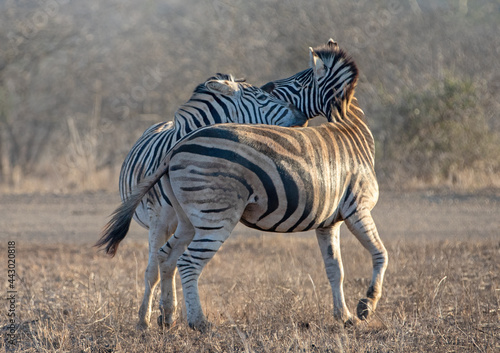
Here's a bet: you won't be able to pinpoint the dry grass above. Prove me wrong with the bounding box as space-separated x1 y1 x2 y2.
3 233 499 352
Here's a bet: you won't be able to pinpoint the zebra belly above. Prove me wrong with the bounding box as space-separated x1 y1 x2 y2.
240 188 342 233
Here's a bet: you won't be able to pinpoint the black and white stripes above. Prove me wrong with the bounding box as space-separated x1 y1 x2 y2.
120 73 307 229
162 88 387 329
97 41 388 330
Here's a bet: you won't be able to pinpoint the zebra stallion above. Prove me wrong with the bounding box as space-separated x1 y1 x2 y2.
96 73 307 328
98 43 388 329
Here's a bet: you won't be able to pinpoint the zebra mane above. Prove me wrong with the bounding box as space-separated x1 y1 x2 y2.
331 84 356 120
312 40 358 79
193 73 246 94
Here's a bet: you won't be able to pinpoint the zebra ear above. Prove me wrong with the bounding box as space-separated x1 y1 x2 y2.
327 38 338 48
309 47 326 79
205 79 240 96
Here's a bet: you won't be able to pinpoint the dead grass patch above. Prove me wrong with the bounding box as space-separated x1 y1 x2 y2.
2 235 499 352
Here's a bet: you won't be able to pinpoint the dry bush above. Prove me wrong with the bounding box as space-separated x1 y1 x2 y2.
378 75 500 189
3 234 499 352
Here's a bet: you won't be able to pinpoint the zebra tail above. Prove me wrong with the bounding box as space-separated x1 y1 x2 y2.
95 158 171 257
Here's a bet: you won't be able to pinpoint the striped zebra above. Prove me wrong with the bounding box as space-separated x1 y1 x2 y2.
97 43 388 330
261 38 365 122
98 73 307 329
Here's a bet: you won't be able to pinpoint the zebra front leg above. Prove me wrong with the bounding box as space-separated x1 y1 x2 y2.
344 208 388 320
177 229 232 331
137 212 169 329
316 224 353 324
157 221 194 328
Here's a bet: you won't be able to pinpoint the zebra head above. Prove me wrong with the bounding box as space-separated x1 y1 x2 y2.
261 39 358 121
200 75 308 127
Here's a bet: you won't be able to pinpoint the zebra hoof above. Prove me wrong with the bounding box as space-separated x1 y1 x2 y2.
356 298 374 320
137 321 151 330
157 315 176 329
188 320 212 333
344 316 361 328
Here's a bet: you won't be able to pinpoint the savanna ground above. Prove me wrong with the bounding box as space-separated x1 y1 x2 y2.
1 190 499 352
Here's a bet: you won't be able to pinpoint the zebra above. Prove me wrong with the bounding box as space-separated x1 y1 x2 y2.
97 43 388 330
261 38 365 122
97 73 307 329
99 39 357 329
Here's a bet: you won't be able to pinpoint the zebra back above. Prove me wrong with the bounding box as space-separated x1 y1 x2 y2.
99 74 306 254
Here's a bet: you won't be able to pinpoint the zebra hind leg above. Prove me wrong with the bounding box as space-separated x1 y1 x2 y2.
157 221 195 328
315 224 353 325
177 228 233 332
137 211 169 329
137 234 159 329
344 208 388 321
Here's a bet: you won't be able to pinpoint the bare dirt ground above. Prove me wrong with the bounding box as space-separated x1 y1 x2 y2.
1 189 499 244
1 190 499 352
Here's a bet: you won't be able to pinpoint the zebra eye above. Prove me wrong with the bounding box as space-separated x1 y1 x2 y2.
256 94 269 101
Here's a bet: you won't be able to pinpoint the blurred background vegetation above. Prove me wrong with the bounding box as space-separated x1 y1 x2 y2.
0 0 499 193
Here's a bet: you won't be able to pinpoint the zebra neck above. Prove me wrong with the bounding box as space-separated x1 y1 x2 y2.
270 69 321 118
293 69 324 117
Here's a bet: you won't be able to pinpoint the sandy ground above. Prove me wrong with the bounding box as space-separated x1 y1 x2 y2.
0 189 499 246
1 190 499 352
